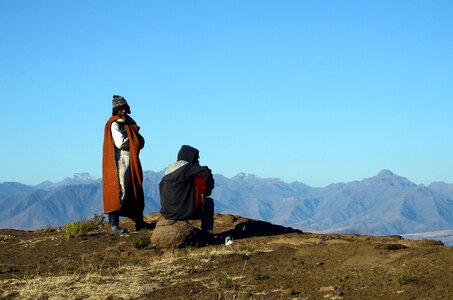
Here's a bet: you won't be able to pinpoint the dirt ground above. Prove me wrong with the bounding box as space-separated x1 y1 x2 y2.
1 213 452 299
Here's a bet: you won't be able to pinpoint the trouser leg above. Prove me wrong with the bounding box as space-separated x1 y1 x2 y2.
109 213 119 228
117 155 131 205
201 197 214 232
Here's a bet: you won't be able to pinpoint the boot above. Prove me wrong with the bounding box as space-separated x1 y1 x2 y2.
135 219 155 231
200 230 221 245
109 214 128 234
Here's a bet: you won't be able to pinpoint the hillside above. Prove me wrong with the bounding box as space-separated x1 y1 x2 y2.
1 213 452 299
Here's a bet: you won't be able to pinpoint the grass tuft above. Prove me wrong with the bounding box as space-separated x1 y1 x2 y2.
217 277 235 290
251 268 265 280
64 263 79 274
134 236 151 249
64 214 104 238
393 272 414 286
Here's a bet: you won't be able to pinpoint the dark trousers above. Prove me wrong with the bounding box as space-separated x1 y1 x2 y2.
201 197 214 232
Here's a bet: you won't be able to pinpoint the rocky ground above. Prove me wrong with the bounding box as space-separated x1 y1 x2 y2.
0 213 452 299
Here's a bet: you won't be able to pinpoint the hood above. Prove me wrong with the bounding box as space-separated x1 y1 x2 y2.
164 160 189 176
177 145 199 163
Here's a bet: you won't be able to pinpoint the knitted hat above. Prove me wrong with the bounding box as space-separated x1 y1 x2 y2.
112 95 128 109
112 95 131 114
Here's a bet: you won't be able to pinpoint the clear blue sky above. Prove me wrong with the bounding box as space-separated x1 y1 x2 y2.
1 0 452 187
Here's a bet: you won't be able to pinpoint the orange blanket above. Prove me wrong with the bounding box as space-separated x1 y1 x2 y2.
102 115 145 217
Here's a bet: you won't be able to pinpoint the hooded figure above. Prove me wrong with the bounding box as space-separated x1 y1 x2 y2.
159 145 215 232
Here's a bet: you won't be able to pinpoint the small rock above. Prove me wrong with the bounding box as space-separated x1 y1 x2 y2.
282 288 300 297
319 286 336 293
151 220 200 248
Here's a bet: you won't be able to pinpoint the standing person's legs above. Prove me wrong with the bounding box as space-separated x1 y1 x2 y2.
109 154 130 234
118 154 154 231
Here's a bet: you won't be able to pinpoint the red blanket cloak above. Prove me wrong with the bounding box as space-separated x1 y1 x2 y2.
102 115 145 217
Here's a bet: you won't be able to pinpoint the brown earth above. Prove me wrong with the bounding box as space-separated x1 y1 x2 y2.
0 213 452 299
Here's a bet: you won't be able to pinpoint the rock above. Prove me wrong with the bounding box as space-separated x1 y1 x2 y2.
282 288 300 297
319 285 336 293
151 219 200 248
376 243 408 251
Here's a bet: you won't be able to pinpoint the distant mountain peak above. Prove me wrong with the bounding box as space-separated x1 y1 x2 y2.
234 172 256 180
366 169 415 187
72 172 92 178
55 173 100 187
377 169 395 177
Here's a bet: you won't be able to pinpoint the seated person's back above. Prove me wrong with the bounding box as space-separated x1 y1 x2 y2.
159 145 215 232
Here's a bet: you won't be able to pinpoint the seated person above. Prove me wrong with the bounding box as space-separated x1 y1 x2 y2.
159 145 215 236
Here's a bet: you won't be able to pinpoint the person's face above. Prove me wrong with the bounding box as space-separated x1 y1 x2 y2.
117 106 128 119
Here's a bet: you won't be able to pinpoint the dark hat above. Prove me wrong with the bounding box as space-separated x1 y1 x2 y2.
112 95 128 109
112 95 131 114
177 145 200 163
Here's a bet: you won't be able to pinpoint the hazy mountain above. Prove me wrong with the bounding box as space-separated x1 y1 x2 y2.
213 172 314 221
0 182 35 199
427 181 453 199
0 170 452 245
34 172 102 191
291 170 453 235
212 170 453 244
0 172 160 230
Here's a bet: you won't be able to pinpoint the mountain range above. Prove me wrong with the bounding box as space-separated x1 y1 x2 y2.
1 170 452 245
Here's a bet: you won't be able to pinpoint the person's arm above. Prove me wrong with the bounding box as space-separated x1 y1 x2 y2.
205 168 215 195
190 165 215 195
111 121 130 150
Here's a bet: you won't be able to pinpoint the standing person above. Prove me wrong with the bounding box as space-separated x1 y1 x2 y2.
102 95 153 234
159 145 215 237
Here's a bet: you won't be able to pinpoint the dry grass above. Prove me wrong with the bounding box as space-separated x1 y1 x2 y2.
0 240 275 299
185 242 274 258
1 258 187 299
0 234 13 245
16 235 60 248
